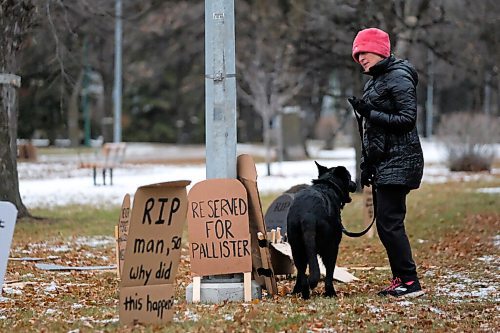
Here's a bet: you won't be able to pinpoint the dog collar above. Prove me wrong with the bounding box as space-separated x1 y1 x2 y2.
312 178 350 207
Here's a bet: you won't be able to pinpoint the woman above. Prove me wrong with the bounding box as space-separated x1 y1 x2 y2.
348 27 425 298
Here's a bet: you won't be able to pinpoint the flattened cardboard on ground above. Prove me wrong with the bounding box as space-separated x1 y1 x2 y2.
270 242 358 283
120 181 190 325
35 263 116 271
117 194 131 276
0 202 18 297
237 154 277 295
187 178 252 277
9 256 59 262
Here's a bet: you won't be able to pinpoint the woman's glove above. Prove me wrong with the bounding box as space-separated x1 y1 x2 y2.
348 96 371 118
360 161 375 187
360 168 374 187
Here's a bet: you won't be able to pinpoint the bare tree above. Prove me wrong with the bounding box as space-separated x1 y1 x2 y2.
0 1 36 218
237 0 306 175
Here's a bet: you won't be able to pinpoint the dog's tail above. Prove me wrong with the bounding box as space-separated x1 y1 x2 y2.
301 213 320 290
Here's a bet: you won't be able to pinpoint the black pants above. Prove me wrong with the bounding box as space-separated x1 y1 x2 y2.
375 185 417 281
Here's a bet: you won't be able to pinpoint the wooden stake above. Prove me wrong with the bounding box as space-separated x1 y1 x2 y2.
114 225 120 278
192 276 201 303
276 227 282 243
243 272 252 302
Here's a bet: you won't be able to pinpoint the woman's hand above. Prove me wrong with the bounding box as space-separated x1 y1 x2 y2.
348 96 371 117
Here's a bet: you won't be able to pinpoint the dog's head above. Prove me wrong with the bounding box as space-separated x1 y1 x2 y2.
314 161 356 203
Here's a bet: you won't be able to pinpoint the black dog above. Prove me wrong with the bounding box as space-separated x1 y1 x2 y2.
287 162 356 299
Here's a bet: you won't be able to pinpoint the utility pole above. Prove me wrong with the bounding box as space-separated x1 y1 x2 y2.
113 0 123 143
186 0 261 304
205 0 237 179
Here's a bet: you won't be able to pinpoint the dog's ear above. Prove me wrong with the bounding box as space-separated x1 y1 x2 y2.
315 161 329 177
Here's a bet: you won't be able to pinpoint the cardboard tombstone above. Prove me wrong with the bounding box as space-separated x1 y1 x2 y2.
187 178 252 277
237 154 278 296
0 202 17 297
263 193 295 275
117 194 131 276
119 181 190 325
264 193 294 234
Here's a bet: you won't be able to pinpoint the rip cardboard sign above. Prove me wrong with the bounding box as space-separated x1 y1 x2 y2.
117 194 131 276
264 193 294 234
119 181 190 325
187 179 252 276
0 201 18 296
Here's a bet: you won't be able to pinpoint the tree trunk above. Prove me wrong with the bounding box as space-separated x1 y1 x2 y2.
0 79 29 217
262 111 272 176
0 2 36 218
68 70 84 147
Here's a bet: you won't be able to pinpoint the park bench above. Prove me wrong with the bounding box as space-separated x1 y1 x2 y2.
79 142 127 186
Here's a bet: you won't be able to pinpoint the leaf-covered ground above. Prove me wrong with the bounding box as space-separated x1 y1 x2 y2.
1 180 499 332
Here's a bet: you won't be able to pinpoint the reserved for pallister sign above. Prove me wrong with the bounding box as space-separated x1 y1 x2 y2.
187 179 252 276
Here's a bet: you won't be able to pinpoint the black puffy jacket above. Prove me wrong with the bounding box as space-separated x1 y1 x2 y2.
361 55 424 189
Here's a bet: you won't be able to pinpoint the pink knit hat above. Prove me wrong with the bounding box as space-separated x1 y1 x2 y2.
352 28 391 63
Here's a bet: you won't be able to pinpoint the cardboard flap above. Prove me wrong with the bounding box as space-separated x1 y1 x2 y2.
237 154 257 181
118 194 131 275
270 242 358 282
237 155 278 295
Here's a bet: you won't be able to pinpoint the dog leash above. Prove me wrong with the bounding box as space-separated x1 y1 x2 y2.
339 110 378 238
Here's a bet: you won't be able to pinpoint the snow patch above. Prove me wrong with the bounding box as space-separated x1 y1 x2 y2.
45 309 57 315
75 236 116 248
477 187 500 194
44 281 58 293
2 287 22 296
396 300 413 307
436 271 499 301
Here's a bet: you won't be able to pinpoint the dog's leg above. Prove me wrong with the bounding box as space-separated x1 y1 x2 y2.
323 247 339 297
290 245 310 299
303 215 320 292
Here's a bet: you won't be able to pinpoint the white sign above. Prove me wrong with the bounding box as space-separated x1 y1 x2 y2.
0 202 18 296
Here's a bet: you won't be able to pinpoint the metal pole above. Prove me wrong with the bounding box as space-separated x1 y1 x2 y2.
113 0 123 143
205 0 237 179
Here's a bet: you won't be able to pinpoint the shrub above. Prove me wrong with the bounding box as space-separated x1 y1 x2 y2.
437 112 499 171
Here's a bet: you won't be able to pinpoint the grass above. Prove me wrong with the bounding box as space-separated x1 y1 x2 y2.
2 176 499 332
